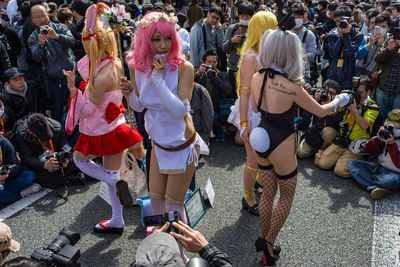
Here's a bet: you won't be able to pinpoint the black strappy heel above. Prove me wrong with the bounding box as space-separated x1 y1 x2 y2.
255 238 280 266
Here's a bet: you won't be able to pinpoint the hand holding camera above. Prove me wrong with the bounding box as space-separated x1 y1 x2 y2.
44 25 58 40
231 34 242 44
44 157 60 171
169 220 209 253
378 125 395 144
38 27 48 47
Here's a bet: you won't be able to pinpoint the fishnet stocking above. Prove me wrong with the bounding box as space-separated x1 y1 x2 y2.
266 176 297 252
257 169 278 239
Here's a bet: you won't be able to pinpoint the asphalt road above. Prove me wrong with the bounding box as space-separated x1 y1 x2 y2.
5 139 393 266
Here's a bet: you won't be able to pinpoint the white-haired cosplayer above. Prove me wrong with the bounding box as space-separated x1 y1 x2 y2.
249 29 350 266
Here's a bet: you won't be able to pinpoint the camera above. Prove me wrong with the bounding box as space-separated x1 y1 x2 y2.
334 121 351 148
143 211 182 234
54 151 71 167
204 65 216 79
312 88 329 103
0 165 13 175
339 16 349 29
32 229 81 267
40 26 48 35
378 125 393 140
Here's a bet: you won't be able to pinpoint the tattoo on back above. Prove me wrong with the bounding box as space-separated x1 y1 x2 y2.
269 82 296 96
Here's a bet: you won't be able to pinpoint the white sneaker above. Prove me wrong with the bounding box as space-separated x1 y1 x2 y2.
20 183 42 198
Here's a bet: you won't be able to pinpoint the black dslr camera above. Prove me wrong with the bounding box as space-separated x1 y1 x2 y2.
40 26 48 35
32 229 81 267
312 88 329 103
54 151 71 167
378 125 393 140
339 16 349 29
143 211 182 234
334 121 351 148
203 65 216 79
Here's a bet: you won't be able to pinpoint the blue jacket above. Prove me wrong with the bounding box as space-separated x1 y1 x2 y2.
28 21 76 80
323 27 363 89
0 135 22 180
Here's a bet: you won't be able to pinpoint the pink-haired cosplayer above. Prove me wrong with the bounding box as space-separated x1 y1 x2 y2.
63 4 144 234
122 12 208 260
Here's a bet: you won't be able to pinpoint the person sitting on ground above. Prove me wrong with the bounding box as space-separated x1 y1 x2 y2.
2 257 47 267
0 134 39 205
134 220 232 267
298 79 342 158
348 109 400 200
3 67 51 120
0 222 20 266
15 113 83 189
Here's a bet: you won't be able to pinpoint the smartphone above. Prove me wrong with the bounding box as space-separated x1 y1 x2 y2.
143 215 163 226
374 26 381 37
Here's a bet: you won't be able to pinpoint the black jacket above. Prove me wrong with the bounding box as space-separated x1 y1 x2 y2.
22 17 39 66
0 18 22 67
0 135 22 180
0 41 11 84
194 71 232 111
4 80 51 120
71 19 85 61
15 117 66 171
190 83 213 143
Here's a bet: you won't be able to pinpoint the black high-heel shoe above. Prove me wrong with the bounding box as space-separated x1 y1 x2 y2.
255 238 279 266
254 181 263 191
255 237 281 256
242 197 259 216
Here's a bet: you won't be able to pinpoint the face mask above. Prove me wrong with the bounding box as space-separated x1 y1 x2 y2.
361 13 366 20
239 19 250 26
294 18 303 28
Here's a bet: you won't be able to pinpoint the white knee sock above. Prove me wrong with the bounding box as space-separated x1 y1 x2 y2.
73 155 119 185
94 170 124 229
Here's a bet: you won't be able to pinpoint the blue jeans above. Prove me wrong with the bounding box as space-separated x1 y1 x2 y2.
48 79 68 122
0 170 36 204
376 89 400 119
348 160 400 191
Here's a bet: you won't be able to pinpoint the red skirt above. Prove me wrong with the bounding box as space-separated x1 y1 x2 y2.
74 123 143 157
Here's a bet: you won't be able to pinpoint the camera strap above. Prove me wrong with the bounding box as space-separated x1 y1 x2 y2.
29 131 54 153
344 110 357 135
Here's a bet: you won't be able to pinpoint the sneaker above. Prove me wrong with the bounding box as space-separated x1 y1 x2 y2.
20 183 42 198
216 134 225 142
371 188 392 200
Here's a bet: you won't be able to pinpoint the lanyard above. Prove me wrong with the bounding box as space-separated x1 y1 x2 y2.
0 118 4 135
30 132 54 153
238 25 247 35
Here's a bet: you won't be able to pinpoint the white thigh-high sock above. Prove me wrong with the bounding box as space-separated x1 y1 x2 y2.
73 155 119 185
94 170 124 229
166 198 189 263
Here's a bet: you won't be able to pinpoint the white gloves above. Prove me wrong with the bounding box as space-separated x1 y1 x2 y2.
151 71 187 118
331 93 350 112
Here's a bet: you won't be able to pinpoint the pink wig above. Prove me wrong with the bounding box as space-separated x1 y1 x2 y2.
126 12 184 73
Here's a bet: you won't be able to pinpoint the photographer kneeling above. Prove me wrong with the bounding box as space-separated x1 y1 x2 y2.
15 113 83 188
298 80 343 158
315 76 379 178
348 109 400 200
195 49 232 142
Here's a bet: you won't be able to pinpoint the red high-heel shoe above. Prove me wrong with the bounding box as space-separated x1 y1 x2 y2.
255 238 279 266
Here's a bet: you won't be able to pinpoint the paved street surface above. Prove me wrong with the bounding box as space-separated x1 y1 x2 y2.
5 140 400 266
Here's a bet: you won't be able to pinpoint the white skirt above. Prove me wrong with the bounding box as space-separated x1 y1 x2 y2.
227 96 261 131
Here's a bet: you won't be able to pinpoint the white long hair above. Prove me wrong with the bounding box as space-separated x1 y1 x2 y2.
258 29 304 83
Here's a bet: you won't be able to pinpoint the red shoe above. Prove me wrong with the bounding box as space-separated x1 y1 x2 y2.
93 220 124 234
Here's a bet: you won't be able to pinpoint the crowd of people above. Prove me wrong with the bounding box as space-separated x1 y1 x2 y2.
0 0 399 266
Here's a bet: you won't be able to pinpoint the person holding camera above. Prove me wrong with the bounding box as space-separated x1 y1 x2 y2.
222 1 254 95
314 76 380 178
355 11 390 77
28 4 76 122
0 134 40 205
374 26 400 119
323 5 363 89
15 113 81 189
348 109 400 200
297 79 343 158
134 220 232 267
195 49 232 142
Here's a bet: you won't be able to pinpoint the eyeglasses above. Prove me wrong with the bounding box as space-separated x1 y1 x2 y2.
210 15 220 21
